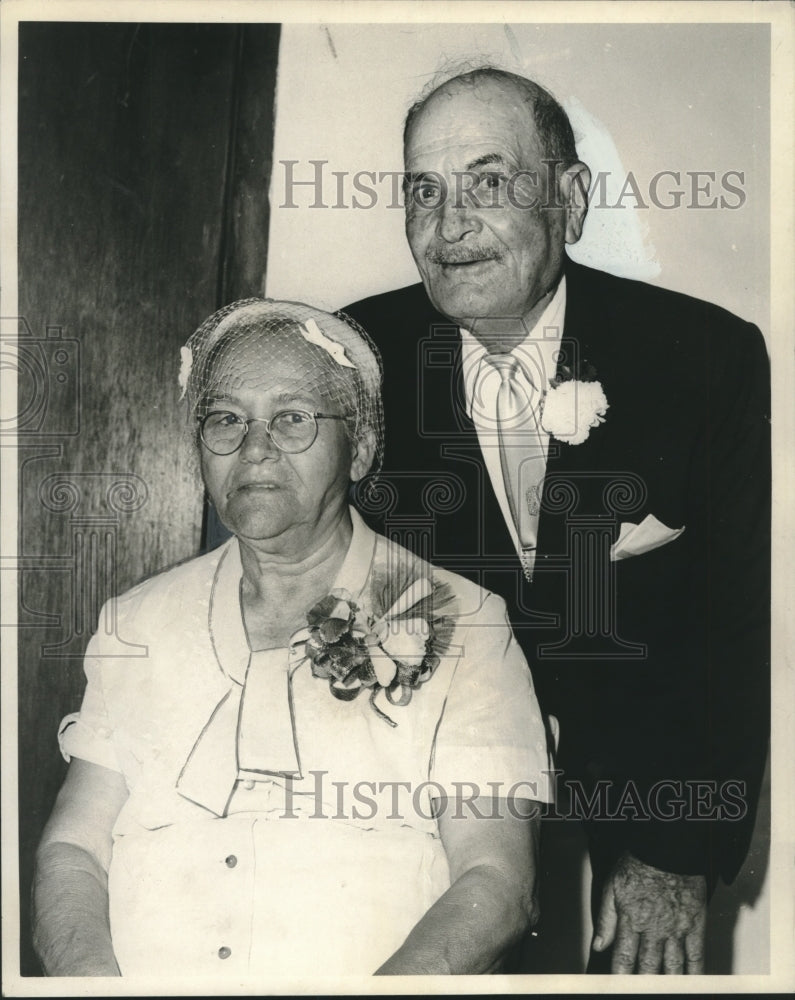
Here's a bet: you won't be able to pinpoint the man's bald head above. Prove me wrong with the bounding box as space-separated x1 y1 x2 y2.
403 67 578 171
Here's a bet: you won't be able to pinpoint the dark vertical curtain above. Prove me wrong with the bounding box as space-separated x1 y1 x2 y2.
16 21 280 974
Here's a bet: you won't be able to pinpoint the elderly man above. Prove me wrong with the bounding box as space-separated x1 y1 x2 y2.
343 68 770 975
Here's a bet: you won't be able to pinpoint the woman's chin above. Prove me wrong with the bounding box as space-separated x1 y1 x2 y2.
220 496 291 541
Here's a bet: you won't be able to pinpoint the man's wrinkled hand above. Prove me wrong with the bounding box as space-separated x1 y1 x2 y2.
592 852 707 974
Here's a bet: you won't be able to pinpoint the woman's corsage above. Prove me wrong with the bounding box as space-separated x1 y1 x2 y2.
299 562 456 726
540 361 608 445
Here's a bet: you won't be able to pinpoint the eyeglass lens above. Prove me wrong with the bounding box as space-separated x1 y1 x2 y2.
201 410 318 454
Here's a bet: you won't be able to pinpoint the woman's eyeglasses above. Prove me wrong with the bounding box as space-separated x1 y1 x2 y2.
199 409 348 456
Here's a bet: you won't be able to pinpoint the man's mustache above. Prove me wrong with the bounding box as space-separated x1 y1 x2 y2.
425 247 502 265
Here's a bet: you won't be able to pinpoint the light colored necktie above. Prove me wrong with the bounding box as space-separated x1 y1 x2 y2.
487 353 547 581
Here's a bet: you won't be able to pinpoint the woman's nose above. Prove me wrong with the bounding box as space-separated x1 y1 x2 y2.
239 420 279 463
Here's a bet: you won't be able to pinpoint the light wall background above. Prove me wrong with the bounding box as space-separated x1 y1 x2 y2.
266 22 769 339
266 21 771 974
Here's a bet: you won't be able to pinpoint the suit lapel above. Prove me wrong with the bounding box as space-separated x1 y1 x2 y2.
535 260 616 558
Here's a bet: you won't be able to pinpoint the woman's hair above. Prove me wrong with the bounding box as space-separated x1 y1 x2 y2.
180 298 385 476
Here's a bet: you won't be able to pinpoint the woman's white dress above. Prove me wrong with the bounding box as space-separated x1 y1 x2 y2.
59 508 552 977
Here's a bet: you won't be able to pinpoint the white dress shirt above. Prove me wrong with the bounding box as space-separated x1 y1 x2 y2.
460 277 567 557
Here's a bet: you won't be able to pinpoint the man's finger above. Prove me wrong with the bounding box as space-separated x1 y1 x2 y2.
637 933 664 974
663 935 685 974
610 916 640 974
592 880 618 951
684 920 706 974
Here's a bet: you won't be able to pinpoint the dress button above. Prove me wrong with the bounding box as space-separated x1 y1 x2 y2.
225 855 237 868
242 779 255 790
218 946 231 960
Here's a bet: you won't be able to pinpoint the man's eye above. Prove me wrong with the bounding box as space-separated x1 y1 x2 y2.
413 182 441 206
479 172 505 190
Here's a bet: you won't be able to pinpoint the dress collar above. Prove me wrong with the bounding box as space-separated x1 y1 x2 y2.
328 506 378 604
178 507 381 816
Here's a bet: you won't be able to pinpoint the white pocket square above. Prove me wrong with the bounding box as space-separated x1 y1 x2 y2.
610 514 685 562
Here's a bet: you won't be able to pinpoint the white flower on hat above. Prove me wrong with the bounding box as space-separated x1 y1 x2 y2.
177 346 193 401
300 318 356 369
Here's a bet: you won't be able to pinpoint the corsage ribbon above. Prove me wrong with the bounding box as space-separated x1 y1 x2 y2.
292 577 438 727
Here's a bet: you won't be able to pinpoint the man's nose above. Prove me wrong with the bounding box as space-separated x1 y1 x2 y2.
239 420 279 463
437 196 479 243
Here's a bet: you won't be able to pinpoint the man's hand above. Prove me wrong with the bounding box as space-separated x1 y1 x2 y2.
592 852 707 974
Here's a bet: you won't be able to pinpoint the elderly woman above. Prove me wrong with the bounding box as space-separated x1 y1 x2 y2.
33 300 552 978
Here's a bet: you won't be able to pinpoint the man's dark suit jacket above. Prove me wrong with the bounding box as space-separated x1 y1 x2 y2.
343 257 770 886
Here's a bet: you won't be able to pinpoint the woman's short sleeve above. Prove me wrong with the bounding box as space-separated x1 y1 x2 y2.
58 618 122 773
430 592 554 804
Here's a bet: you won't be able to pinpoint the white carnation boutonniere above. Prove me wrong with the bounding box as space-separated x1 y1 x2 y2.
540 361 608 445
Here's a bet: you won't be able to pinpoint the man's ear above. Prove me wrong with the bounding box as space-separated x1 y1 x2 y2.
349 429 376 483
561 161 591 245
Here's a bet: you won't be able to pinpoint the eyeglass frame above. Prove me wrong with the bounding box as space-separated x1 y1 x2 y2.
198 408 350 456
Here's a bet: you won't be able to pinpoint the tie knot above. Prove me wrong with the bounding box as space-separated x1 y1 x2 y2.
487 353 520 382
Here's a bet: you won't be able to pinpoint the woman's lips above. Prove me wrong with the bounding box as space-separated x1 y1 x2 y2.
230 481 281 497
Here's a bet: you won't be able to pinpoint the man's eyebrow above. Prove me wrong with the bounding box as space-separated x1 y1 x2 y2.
404 154 509 186
465 153 509 171
403 171 428 187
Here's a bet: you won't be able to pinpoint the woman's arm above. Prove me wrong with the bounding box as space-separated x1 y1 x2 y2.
375 796 540 975
32 757 129 976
